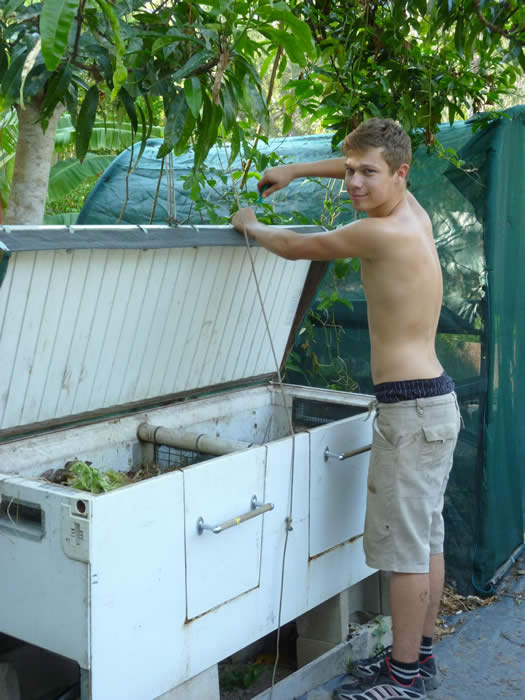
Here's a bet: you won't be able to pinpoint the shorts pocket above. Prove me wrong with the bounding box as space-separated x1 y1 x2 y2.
417 422 459 489
374 414 420 450
421 423 459 443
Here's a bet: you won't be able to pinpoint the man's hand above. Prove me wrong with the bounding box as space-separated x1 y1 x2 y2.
232 206 258 235
257 164 296 198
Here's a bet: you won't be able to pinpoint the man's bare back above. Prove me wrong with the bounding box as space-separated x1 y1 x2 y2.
361 192 444 384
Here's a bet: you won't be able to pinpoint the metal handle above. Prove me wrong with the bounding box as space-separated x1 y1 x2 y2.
324 444 372 462
197 494 274 535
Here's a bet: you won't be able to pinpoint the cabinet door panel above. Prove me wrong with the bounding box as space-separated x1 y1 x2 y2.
309 415 372 557
184 446 267 618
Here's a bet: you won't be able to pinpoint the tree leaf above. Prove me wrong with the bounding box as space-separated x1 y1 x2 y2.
174 108 196 156
47 154 114 201
244 81 269 133
157 90 189 159
518 49 525 73
171 50 216 82
75 85 99 163
40 0 80 72
19 37 41 106
1 52 26 102
40 62 72 129
118 87 138 133
184 76 202 118
258 3 315 60
258 27 307 67
454 16 464 58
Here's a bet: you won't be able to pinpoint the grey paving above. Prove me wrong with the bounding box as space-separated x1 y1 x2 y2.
298 550 525 700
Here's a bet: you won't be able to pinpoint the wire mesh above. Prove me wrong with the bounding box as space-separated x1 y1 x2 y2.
292 398 366 428
154 444 210 470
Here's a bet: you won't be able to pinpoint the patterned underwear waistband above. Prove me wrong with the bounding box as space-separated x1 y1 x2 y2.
373 372 455 404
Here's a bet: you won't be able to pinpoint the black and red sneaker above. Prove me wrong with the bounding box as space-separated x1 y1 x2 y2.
333 658 426 699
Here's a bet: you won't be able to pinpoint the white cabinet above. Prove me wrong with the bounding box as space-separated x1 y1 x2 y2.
0 225 375 699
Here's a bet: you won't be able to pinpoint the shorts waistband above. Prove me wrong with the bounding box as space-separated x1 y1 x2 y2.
373 372 455 404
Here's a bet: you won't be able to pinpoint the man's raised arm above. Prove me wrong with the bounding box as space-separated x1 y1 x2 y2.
258 158 346 198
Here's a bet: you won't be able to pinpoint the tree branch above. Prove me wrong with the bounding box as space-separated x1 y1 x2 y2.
472 0 525 43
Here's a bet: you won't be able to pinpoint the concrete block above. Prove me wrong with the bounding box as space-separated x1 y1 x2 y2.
255 618 393 700
156 664 219 700
296 573 391 669
297 638 336 668
296 593 349 645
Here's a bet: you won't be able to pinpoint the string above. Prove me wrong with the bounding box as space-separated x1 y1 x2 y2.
226 147 296 698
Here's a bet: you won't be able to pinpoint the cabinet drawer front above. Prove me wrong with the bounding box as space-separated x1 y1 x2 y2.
309 415 372 557
184 446 267 619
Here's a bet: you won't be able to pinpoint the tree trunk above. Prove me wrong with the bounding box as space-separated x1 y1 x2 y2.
5 100 65 225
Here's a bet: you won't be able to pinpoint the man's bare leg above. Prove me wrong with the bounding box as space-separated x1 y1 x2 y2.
423 553 444 638
390 572 429 662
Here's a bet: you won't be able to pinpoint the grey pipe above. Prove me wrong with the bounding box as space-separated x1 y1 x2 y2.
137 422 252 456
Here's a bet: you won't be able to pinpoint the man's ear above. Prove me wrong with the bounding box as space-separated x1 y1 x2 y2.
396 164 410 182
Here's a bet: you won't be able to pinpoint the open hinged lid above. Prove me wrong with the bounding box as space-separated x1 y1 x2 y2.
0 224 327 439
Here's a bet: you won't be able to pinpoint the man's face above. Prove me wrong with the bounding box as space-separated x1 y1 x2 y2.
344 147 405 215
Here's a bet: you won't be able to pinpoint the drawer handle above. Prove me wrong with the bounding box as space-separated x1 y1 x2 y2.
324 444 372 462
197 495 274 535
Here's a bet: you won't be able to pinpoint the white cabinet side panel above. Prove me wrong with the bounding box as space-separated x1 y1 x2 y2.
89 472 186 700
0 478 89 666
309 414 372 557
184 447 266 619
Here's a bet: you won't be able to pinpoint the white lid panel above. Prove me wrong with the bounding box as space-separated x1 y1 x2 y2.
0 227 314 433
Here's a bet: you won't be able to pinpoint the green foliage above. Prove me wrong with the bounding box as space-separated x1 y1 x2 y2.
284 1 525 147
219 663 267 691
69 460 129 494
288 289 358 393
47 154 114 201
40 0 80 72
1 1 524 222
0 106 16 207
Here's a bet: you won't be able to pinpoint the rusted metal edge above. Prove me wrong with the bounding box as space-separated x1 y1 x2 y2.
309 532 364 562
184 583 260 624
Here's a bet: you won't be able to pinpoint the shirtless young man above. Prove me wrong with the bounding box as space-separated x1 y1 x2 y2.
232 119 461 700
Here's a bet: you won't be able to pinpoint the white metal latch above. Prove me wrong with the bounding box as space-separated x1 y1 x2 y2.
197 495 274 535
324 444 372 462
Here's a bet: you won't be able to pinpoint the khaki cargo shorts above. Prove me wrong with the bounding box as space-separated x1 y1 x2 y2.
363 392 461 574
